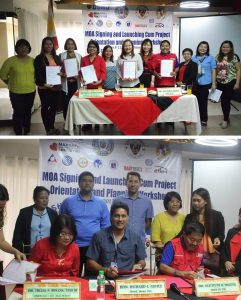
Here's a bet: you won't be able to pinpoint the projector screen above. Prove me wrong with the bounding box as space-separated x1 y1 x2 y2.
179 14 241 60
192 160 241 235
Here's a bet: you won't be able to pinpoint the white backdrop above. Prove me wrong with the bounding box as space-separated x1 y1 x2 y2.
192 159 241 235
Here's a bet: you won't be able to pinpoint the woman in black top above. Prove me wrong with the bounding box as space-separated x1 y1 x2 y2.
176 48 198 90
34 37 61 135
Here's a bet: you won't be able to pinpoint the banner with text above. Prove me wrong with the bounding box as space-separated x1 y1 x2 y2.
82 5 173 57
39 139 182 215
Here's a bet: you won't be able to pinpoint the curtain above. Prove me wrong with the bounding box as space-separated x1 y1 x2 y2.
0 155 38 267
16 8 46 57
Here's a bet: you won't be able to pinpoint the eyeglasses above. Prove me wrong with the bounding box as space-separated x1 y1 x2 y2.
59 232 73 238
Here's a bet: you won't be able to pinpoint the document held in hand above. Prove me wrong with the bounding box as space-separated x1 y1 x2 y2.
80 65 98 84
64 58 79 78
160 60 174 77
122 61 136 79
46 66 61 85
0 259 39 284
208 88 222 102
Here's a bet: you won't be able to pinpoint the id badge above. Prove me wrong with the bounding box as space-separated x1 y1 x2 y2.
111 262 118 269
198 63 202 75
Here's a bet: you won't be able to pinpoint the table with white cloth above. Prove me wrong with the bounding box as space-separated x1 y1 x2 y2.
64 91 201 135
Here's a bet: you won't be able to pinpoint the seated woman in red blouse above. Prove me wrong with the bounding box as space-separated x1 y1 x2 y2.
29 214 80 277
80 40 106 89
222 208 241 282
176 48 198 91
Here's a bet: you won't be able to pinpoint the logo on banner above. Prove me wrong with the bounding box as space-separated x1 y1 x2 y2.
156 143 171 161
106 20 113 27
126 21 132 27
78 157 88 168
136 6 149 19
49 143 58 151
154 166 168 174
48 154 57 164
92 140 114 156
96 20 103 27
155 23 164 28
114 6 129 19
116 21 121 27
145 159 153 166
62 156 73 166
109 160 119 170
125 140 145 158
124 165 142 172
93 159 103 168
88 19 94 26
88 12 94 17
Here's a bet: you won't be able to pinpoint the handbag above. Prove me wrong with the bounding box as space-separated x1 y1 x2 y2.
203 251 220 269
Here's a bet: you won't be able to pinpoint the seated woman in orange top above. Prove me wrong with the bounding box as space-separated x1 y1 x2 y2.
29 214 80 277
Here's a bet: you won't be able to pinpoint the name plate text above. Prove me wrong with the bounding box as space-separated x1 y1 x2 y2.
79 89 104 98
23 282 80 300
115 279 167 299
122 88 147 97
157 87 182 97
194 277 240 297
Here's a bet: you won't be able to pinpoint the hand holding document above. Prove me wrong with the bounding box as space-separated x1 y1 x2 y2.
208 88 222 102
160 60 174 77
64 58 78 78
46 66 61 85
122 61 136 79
0 259 39 284
80 65 98 84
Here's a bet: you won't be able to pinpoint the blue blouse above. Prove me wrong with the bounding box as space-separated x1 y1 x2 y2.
192 54 216 85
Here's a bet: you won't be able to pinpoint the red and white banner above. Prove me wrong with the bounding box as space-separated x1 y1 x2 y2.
47 0 59 50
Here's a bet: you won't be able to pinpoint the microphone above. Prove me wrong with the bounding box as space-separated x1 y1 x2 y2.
170 283 191 300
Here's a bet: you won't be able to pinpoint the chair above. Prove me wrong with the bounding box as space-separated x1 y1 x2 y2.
0 261 7 300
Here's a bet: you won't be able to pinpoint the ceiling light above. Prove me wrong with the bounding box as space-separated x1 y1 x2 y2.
94 0 125 7
195 138 238 147
180 1 210 8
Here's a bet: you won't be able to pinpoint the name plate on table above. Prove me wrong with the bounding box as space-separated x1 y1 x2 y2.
79 89 104 98
194 277 241 297
115 279 167 299
157 87 182 97
122 88 147 97
23 282 80 299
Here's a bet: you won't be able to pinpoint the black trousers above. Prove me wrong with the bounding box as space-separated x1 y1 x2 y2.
79 246 91 277
62 81 78 120
38 88 60 132
217 79 236 121
9 91 35 135
194 83 212 122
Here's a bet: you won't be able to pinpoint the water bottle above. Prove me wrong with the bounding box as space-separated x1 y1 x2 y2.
96 270 105 300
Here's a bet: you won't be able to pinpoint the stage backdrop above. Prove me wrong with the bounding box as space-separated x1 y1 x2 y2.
82 5 173 57
39 139 182 215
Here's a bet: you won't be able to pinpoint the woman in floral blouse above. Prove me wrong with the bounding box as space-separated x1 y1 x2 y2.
216 40 240 129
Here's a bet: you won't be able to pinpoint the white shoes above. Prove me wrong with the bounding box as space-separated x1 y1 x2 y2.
219 121 229 129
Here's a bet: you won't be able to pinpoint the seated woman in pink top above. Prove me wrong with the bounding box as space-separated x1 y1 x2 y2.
80 40 106 89
29 214 80 277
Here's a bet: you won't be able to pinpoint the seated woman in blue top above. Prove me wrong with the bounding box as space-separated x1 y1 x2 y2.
102 45 116 90
192 41 217 127
12 186 58 255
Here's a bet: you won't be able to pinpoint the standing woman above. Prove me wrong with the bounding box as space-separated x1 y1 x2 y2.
192 41 217 127
216 40 241 129
139 39 155 87
80 40 106 89
102 45 116 90
183 188 225 273
116 39 143 88
34 37 62 135
12 186 58 255
176 48 198 89
0 184 26 261
151 191 185 267
60 38 82 121
153 40 178 87
0 39 36 135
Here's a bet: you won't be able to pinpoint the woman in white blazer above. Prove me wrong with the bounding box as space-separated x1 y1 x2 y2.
60 38 82 120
